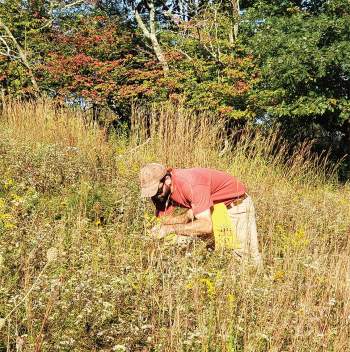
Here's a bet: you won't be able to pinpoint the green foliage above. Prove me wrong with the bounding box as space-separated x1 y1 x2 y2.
1 1 259 121
0 0 45 96
157 5 259 120
242 0 350 162
1 0 350 172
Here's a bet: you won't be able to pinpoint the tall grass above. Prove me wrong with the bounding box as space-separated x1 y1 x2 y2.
0 100 349 351
131 104 224 167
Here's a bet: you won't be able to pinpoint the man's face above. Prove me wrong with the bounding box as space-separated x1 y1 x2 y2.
152 176 171 204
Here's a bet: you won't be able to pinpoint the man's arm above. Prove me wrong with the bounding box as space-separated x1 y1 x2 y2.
160 209 193 225
159 209 212 238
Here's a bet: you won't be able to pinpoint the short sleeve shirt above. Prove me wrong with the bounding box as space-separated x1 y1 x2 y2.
167 168 246 216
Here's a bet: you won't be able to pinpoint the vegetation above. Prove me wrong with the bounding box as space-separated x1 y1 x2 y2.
0 100 349 351
244 0 350 162
1 1 349 169
1 0 350 350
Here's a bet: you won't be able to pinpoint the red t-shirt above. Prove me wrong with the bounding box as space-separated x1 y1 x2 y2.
157 168 246 217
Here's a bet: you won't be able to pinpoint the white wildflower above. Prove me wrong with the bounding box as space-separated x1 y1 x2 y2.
256 332 270 341
141 324 153 330
329 298 336 306
0 318 5 330
46 247 58 263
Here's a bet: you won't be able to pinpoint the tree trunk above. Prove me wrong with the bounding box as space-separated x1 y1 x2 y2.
342 118 350 156
0 88 5 110
92 103 100 123
134 0 169 75
230 0 240 42
149 34 169 73
341 118 350 179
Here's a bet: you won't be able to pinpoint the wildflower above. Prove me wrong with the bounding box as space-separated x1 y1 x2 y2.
4 179 14 190
329 298 336 306
273 270 285 282
112 345 127 351
200 277 215 297
227 293 235 304
256 332 270 341
0 318 5 330
46 247 58 263
11 194 24 206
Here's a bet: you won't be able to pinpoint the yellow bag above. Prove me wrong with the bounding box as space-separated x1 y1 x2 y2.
212 203 241 250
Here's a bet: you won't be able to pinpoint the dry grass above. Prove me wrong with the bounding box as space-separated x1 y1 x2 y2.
0 100 350 352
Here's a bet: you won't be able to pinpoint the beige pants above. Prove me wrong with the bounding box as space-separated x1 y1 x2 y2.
227 195 262 266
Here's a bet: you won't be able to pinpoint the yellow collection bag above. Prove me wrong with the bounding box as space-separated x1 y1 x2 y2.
212 203 241 250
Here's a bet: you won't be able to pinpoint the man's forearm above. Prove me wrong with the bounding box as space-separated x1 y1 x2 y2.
168 219 212 237
161 211 191 225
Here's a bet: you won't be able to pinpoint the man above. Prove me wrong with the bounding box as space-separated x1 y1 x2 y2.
140 163 262 266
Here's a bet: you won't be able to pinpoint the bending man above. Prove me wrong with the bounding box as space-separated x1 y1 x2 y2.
140 163 262 266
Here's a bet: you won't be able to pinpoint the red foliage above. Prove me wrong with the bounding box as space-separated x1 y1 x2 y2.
39 15 164 106
165 50 184 62
234 81 250 94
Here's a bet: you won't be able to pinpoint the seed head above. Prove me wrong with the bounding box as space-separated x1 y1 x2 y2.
46 247 58 263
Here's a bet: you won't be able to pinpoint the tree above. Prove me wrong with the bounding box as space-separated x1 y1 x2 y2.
157 1 258 121
0 0 87 98
242 0 350 163
39 14 147 116
0 0 43 97
0 17 40 95
1 0 258 126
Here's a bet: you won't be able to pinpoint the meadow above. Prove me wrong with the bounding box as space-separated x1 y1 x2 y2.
0 100 350 352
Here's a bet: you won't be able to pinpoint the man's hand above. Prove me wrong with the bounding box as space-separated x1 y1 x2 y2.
169 209 213 237
149 209 212 239
150 224 175 240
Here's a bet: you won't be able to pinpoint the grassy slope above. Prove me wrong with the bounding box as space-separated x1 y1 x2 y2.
0 100 350 352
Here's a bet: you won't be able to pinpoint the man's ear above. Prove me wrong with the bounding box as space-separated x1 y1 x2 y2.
164 175 171 186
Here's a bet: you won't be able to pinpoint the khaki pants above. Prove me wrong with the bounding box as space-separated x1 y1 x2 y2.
227 195 262 266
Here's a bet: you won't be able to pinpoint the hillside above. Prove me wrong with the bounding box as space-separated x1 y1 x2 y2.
0 100 350 351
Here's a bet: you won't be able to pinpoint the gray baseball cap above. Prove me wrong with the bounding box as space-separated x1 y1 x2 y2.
140 163 167 197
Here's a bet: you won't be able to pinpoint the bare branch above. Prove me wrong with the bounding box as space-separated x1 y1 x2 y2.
48 0 85 11
0 19 39 94
62 0 85 10
148 1 156 36
175 47 193 61
0 51 20 60
35 0 86 32
35 19 54 32
0 36 11 56
135 7 151 39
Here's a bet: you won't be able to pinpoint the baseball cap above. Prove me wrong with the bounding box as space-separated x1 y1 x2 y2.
140 163 167 197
